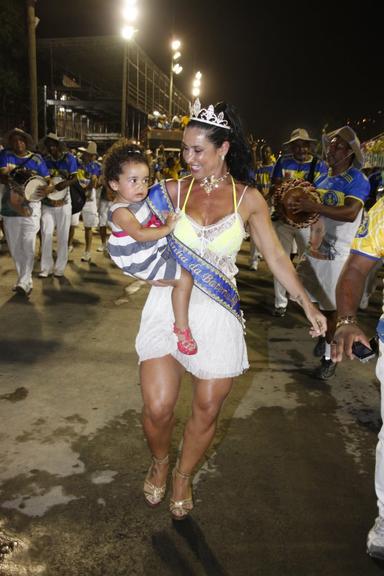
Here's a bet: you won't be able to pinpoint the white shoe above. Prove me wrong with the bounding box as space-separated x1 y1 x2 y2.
38 271 51 278
249 261 259 271
97 244 107 252
68 245 74 253
125 280 146 295
81 252 91 262
367 516 384 559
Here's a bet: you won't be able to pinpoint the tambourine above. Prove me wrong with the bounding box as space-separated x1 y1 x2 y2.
273 179 321 228
8 172 47 202
23 176 48 202
47 176 67 201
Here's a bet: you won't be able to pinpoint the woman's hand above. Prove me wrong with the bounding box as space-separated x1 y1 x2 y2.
299 299 327 338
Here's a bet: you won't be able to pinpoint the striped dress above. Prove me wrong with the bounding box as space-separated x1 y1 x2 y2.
107 200 181 281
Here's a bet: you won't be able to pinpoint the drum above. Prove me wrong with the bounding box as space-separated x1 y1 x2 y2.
23 176 48 202
47 176 67 201
273 179 321 228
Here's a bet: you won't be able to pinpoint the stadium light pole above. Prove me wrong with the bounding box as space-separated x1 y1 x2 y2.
121 0 138 137
192 70 202 100
168 39 182 120
26 0 39 143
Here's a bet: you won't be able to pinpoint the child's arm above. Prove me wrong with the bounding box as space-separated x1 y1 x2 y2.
112 207 177 242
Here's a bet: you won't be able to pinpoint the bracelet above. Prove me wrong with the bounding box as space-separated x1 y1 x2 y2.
335 316 358 330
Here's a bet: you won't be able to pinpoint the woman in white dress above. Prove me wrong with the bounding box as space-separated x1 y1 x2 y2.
136 100 327 519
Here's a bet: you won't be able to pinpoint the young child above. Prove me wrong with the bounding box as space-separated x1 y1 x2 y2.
105 140 197 355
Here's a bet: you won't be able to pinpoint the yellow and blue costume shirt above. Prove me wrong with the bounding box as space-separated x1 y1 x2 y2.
43 151 78 206
44 151 78 179
76 160 102 189
0 150 49 217
351 197 384 322
351 197 384 261
255 163 275 195
307 167 370 260
272 154 328 182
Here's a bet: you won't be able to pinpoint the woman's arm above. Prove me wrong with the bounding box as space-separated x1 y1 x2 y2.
243 188 327 336
112 206 176 242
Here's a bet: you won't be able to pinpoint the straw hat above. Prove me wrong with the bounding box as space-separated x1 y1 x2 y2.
326 126 364 169
78 141 98 155
44 132 61 144
4 128 34 150
283 128 317 146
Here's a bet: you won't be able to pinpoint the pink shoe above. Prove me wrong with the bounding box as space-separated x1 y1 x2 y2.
173 324 198 355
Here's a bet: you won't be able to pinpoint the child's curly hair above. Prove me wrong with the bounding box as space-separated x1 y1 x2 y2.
103 139 149 184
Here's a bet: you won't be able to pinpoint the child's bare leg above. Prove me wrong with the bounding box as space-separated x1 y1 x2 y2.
161 269 197 355
170 268 193 330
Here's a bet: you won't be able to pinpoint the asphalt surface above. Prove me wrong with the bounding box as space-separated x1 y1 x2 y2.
1 233 384 575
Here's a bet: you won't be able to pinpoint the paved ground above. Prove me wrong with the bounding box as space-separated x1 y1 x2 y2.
1 233 384 575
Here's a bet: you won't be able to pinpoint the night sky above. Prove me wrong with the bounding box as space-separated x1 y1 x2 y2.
37 0 382 151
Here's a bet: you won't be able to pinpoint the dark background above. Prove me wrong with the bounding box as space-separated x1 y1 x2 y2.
34 0 383 149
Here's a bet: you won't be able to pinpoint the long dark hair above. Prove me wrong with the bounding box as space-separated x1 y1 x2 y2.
187 101 255 185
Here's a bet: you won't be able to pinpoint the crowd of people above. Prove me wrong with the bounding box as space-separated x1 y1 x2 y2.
1 104 384 559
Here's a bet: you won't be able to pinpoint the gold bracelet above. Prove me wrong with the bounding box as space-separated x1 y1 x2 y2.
335 316 358 330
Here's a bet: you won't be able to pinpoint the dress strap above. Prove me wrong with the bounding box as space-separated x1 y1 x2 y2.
181 178 194 212
177 179 181 211
237 185 248 210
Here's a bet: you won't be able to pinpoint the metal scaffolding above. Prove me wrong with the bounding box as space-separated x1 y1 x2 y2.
38 35 190 141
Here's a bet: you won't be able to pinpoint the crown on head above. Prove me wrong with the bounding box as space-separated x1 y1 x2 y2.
189 98 231 130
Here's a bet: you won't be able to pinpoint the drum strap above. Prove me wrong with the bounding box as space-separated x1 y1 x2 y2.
307 156 318 184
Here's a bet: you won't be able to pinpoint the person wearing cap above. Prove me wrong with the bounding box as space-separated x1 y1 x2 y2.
250 144 276 270
0 128 50 295
40 133 78 277
331 195 384 559
292 126 370 379
68 141 101 262
270 128 328 316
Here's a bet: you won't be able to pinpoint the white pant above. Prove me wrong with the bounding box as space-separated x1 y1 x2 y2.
375 342 384 517
3 203 40 290
98 199 112 228
273 220 310 308
249 238 260 265
71 189 99 228
40 203 72 275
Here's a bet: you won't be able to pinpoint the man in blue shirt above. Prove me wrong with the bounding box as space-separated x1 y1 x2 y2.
293 126 370 379
0 128 50 295
270 128 328 316
68 141 101 262
40 133 78 277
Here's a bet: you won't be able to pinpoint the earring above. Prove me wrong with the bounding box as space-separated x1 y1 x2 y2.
221 155 225 161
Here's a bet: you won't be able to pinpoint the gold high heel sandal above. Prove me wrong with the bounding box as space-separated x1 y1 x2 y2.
169 467 194 520
143 454 169 507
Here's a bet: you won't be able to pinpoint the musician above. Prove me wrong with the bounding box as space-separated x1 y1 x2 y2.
0 128 49 296
292 126 370 379
39 133 78 277
250 144 276 270
68 141 101 262
270 128 328 316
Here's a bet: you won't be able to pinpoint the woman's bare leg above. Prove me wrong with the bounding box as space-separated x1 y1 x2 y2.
140 355 184 487
172 376 233 501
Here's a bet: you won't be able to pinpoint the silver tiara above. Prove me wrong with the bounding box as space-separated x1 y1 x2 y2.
189 98 231 130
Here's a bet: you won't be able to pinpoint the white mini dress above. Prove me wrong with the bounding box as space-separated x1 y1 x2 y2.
136 178 250 379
